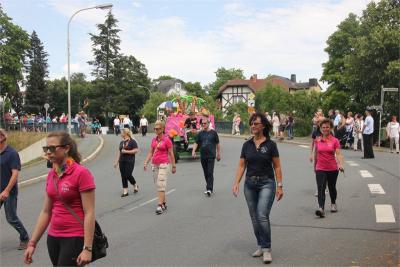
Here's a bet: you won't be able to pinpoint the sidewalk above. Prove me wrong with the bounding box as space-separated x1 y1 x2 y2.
19 134 104 187
219 133 392 153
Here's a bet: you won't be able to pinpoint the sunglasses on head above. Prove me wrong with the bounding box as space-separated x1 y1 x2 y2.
42 145 67 153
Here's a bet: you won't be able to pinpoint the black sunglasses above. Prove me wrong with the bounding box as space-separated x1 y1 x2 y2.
42 145 67 153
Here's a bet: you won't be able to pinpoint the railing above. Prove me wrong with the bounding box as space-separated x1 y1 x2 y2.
214 121 245 134
0 122 80 134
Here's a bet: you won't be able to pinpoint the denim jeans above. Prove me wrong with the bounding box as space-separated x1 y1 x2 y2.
0 193 29 242
244 177 276 250
287 125 293 139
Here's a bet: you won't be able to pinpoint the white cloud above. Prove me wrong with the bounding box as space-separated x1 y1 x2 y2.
47 0 371 89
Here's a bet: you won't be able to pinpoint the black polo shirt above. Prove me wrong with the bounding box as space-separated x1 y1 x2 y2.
195 129 219 159
240 137 279 178
0 146 21 195
119 139 138 162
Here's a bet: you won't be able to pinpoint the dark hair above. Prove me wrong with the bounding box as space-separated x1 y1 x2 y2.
249 112 271 138
319 118 333 129
47 131 81 163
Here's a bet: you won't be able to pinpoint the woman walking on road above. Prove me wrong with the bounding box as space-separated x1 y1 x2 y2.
386 115 400 154
24 132 95 266
314 119 344 218
232 112 284 264
114 128 139 197
143 120 176 215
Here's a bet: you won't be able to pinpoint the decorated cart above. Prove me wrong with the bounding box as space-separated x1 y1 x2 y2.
162 95 214 162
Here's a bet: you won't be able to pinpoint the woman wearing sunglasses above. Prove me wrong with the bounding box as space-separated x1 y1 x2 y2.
143 120 176 215
232 112 283 264
24 132 95 266
114 128 139 197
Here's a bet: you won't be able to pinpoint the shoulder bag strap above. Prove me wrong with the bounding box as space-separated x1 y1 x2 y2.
52 175 84 226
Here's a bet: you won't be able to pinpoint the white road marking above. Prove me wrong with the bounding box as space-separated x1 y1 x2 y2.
346 161 359 167
367 184 386 194
127 189 176 212
299 145 309 148
360 170 373 178
375 205 396 223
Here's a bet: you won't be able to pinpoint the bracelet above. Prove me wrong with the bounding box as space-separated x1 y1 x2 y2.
28 240 37 248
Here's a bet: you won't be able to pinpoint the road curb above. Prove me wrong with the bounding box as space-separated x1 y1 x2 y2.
18 135 105 188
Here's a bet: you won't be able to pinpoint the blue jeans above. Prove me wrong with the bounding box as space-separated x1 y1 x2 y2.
244 178 276 250
287 125 293 139
1 193 29 242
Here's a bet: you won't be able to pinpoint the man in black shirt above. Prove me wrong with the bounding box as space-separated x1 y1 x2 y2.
192 117 221 197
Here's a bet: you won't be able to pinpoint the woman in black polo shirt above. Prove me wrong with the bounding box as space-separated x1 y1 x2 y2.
232 112 284 264
114 128 139 197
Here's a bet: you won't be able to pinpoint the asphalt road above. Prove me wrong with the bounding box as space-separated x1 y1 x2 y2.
1 134 399 267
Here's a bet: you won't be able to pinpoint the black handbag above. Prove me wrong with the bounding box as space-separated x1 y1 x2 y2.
52 176 108 262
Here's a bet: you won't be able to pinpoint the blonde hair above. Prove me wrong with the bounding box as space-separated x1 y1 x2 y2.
154 120 165 129
122 128 134 140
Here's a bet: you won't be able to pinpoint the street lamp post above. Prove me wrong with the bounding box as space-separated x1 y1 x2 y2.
67 4 113 134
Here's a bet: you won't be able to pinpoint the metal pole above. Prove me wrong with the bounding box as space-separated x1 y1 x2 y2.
67 4 113 135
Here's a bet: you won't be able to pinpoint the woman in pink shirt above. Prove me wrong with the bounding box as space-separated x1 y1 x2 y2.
314 119 344 218
143 120 176 215
24 132 95 266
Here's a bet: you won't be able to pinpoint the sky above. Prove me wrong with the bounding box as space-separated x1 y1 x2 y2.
2 0 372 89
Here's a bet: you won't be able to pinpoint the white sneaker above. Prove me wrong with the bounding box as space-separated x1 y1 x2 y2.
263 251 272 264
252 248 263 257
331 204 338 213
155 205 163 215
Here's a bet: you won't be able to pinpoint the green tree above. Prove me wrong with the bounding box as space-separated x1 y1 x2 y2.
209 67 245 98
88 11 121 80
255 84 292 113
225 102 249 130
322 0 400 116
24 31 49 114
184 81 206 98
140 92 168 123
0 5 30 114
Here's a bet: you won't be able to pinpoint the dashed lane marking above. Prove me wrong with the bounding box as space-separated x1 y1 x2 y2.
346 161 359 167
360 170 373 178
367 184 385 194
127 189 176 212
375 205 396 223
299 145 309 148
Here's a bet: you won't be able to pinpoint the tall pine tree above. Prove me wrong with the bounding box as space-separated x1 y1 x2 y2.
24 30 48 114
88 11 121 80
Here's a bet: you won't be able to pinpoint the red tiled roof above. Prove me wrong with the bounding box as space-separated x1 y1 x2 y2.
218 78 268 95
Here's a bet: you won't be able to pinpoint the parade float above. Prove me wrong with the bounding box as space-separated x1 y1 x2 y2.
159 95 215 162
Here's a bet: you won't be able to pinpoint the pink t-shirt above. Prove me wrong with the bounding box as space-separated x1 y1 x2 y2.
315 135 340 171
151 135 172 165
46 162 96 237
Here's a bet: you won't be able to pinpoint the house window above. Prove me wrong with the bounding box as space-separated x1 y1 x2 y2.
175 82 181 91
233 95 243 104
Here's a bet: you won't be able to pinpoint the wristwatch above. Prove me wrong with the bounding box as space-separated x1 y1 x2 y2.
83 246 92 252
277 182 283 188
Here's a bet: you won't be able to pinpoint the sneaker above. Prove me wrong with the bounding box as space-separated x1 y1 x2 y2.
331 204 338 213
315 208 325 218
314 190 318 197
252 248 263 257
263 251 272 264
204 190 212 197
121 192 129 197
155 205 163 215
133 184 139 193
162 203 167 211
18 241 28 250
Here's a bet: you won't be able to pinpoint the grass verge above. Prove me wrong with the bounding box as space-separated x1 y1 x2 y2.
7 131 47 152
